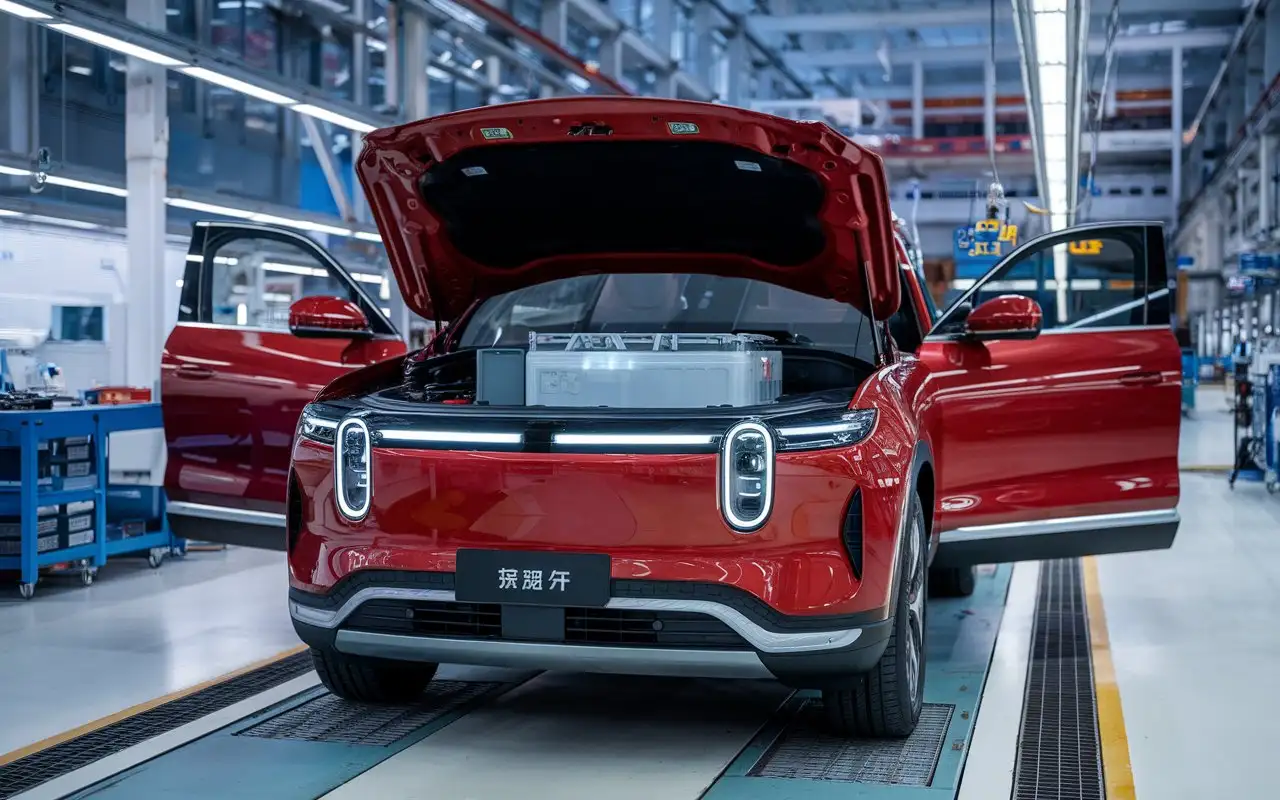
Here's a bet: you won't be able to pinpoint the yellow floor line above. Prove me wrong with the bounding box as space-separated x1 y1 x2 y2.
0 644 307 767
1083 556 1136 800
1179 465 1232 473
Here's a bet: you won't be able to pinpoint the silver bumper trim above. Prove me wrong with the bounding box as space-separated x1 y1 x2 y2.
335 630 776 679
290 588 863 655
165 501 285 527
939 508 1180 543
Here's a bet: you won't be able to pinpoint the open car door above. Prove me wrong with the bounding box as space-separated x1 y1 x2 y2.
161 222 406 550
918 221 1181 566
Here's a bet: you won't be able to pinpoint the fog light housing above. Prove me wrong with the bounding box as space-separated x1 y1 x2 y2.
335 417 371 521
719 420 775 532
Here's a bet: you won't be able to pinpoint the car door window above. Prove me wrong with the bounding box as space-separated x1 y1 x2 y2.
931 224 1169 337
186 226 394 335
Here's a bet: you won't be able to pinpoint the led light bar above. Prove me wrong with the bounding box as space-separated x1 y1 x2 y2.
181 66 296 105
48 23 186 67
552 433 716 447
293 103 378 133
378 430 524 445
0 0 51 19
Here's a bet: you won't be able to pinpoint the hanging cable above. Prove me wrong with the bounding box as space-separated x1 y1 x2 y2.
1080 0 1122 219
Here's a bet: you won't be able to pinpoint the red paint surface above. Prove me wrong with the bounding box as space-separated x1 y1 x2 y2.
357 97 902 322
916 328 1181 529
287 372 925 618
160 324 405 510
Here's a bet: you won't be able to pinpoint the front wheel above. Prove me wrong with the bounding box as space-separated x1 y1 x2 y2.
312 647 438 704
822 492 928 738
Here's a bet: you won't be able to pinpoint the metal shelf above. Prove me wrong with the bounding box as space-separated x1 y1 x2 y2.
0 403 176 599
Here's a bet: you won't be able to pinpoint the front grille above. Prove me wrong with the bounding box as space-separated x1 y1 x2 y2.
565 608 746 649
343 600 749 650
842 489 863 579
347 599 502 638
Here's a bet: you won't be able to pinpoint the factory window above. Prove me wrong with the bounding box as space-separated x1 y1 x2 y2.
50 306 106 343
202 235 366 331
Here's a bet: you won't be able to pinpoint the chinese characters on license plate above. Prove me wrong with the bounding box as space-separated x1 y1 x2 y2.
454 549 611 607
497 568 571 592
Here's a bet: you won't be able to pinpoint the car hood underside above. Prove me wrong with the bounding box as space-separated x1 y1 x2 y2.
355 97 903 322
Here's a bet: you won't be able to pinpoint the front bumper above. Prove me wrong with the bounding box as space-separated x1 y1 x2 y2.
289 571 892 689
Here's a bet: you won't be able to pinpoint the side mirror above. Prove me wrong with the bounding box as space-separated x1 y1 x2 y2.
964 295 1042 342
288 296 372 339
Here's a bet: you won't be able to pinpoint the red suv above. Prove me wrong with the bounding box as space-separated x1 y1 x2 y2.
161 98 1181 739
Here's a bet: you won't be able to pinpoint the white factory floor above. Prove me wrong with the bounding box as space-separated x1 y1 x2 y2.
0 383 1275 800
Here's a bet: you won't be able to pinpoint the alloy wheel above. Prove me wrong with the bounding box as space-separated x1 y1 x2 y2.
903 512 926 710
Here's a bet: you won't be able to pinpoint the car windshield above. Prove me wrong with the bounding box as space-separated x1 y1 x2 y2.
458 274 880 362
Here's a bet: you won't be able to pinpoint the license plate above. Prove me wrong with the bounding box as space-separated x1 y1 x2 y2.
455 549 611 607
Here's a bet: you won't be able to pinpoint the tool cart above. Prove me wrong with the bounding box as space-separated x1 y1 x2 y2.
0 402 176 599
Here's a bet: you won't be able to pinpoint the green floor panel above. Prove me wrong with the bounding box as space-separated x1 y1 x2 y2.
703 564 1013 800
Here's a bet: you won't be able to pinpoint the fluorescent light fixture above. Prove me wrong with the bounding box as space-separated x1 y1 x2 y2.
0 209 21 217
1042 105 1068 138
236 303 248 325
353 231 382 242
263 292 293 303
1043 133 1068 164
1035 19 1068 62
379 278 391 300
182 66 297 105
553 433 716 446
166 197 256 218
292 103 377 133
46 175 129 197
48 24 186 67
378 430 524 445
0 0 52 20
248 212 351 237
175 279 184 287
262 262 328 277
1039 65 1067 103
381 306 391 315
1031 0 1066 11
0 165 29 177
350 272 384 284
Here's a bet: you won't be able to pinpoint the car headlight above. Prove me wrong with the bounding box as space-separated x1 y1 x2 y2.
775 409 877 451
335 417 372 521
719 420 775 533
299 407 338 445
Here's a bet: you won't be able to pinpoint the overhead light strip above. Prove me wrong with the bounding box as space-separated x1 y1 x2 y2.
0 5 384 133
0 165 383 243
0 0 51 19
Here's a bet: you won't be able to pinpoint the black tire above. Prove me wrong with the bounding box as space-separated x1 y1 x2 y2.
930 564 976 598
312 647 438 704
822 492 928 738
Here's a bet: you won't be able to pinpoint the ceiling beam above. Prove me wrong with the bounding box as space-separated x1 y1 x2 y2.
750 0 1242 35
785 28 1233 69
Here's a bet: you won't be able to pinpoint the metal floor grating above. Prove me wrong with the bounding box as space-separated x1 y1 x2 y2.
749 702 954 785
1013 558 1104 800
0 651 314 800
237 680 504 746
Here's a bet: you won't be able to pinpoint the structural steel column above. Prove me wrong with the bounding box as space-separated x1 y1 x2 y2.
125 0 169 395
1261 134 1275 237
540 0 568 97
391 5 432 343
1 15 33 166
1172 45 1183 222
724 29 748 107
911 60 924 139
1267 6 1280 87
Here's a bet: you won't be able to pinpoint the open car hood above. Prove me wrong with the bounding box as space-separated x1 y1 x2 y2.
356 97 902 322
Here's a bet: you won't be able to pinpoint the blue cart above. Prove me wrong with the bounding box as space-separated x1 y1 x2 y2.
1181 349 1199 414
0 403 176 599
